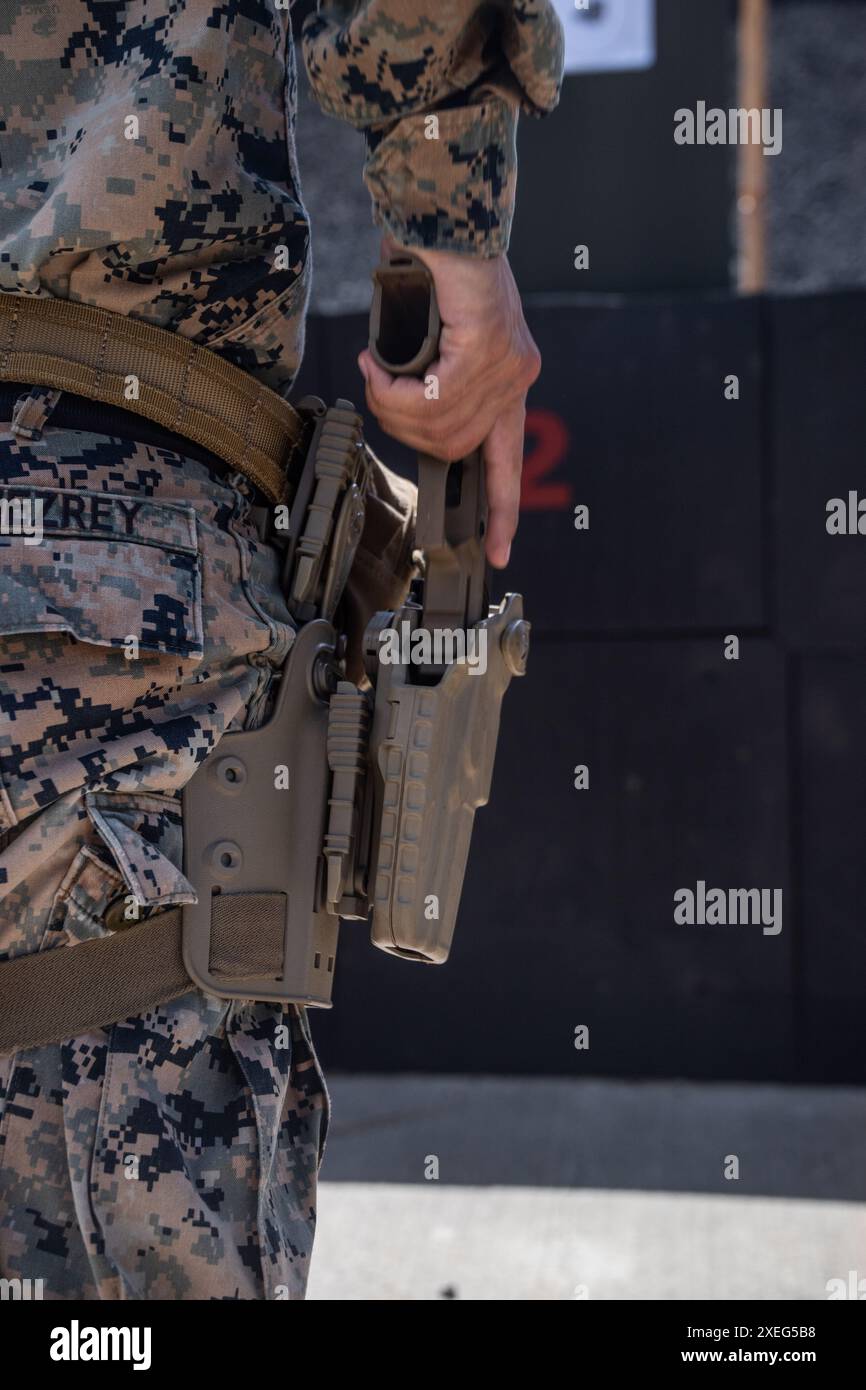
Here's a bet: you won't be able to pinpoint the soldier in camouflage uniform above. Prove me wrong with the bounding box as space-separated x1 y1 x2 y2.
0 1 563 1298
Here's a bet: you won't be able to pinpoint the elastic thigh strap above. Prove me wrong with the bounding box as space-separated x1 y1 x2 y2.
0 894 286 1054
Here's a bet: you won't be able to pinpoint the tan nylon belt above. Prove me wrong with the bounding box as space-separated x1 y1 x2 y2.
0 292 305 503
0 894 288 1055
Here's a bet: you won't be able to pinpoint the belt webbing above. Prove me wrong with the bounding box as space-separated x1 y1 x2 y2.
0 894 287 1054
0 292 305 504
0 381 233 476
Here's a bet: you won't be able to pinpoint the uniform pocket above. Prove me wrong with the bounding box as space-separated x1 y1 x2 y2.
84 791 197 917
38 790 197 950
0 483 203 659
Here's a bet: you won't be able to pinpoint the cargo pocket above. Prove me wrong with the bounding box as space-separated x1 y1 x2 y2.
0 483 203 659
85 791 197 914
48 791 197 947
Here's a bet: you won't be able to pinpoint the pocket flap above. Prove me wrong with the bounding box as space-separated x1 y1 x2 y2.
85 792 197 910
0 484 203 659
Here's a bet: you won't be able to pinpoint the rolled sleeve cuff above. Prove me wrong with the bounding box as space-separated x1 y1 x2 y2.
363 95 518 257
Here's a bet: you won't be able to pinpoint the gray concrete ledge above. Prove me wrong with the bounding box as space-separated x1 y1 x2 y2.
309 1076 866 1300
320 1074 866 1201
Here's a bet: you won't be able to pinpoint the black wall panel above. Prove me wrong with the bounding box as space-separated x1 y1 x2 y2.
297 289 864 1083
772 293 866 649
799 656 866 1083
309 295 766 635
512 298 765 634
508 0 737 295
312 639 793 1082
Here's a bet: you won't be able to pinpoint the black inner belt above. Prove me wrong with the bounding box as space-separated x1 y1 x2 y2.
0 381 235 473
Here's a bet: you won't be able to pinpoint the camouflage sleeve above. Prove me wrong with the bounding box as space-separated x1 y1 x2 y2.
300 1 564 256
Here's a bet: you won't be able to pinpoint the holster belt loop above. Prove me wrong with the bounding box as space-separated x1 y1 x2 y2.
10 385 63 440
0 894 287 1055
0 292 305 504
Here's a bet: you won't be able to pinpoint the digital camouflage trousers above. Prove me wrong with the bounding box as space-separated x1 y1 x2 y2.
0 409 329 1299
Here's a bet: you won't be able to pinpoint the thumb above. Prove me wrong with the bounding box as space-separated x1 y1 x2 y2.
358 348 395 399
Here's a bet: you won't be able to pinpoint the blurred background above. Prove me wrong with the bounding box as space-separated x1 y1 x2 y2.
290 0 866 1298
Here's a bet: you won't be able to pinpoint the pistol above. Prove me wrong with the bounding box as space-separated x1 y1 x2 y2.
323 252 530 962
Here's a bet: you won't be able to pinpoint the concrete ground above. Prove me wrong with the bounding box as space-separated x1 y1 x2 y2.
307 1076 866 1300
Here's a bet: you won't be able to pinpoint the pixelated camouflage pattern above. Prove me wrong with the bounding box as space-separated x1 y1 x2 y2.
0 0 309 393
0 422 328 1298
0 3 563 392
302 1 564 253
0 0 562 1300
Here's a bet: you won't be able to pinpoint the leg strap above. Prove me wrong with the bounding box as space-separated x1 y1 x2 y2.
0 893 286 1055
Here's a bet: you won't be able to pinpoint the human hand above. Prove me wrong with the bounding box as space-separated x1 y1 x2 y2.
358 239 541 568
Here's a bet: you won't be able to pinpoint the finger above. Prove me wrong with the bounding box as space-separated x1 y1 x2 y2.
361 348 520 461
358 347 463 455
482 401 526 568
360 338 527 461
358 348 394 397
366 322 502 424
358 350 426 414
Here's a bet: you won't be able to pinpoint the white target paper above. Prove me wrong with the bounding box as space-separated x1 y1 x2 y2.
552 0 656 75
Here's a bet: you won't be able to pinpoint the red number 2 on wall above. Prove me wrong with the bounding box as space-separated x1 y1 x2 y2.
521 409 572 512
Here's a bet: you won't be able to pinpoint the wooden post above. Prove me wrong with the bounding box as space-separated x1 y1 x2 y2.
737 0 769 294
